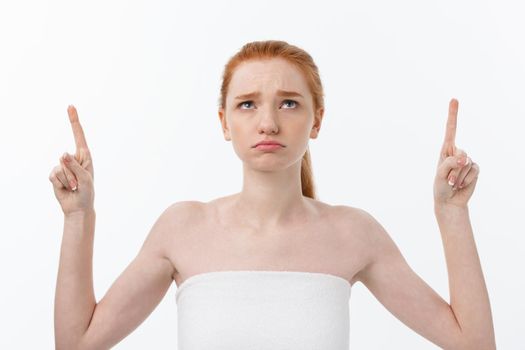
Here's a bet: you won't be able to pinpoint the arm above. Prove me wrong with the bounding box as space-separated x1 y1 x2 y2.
55 201 189 350
54 209 97 349
76 202 194 349
434 204 496 348
351 207 495 349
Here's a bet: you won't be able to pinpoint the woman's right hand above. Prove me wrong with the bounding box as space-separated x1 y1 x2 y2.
49 105 95 216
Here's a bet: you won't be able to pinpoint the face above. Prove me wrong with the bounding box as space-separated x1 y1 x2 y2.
218 58 324 171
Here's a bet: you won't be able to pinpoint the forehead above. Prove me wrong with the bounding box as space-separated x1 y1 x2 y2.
228 58 309 97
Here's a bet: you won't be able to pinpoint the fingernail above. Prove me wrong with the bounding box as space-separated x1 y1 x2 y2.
457 158 464 165
63 153 70 162
70 180 77 191
448 176 455 186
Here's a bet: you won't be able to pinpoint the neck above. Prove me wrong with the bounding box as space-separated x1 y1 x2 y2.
232 161 309 230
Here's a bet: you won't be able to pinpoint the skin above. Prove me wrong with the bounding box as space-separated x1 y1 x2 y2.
216 58 324 230
52 59 495 349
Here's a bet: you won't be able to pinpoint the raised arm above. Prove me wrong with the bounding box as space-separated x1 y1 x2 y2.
349 99 495 349
75 202 181 349
52 105 98 349
51 105 185 349
351 208 465 349
55 199 193 349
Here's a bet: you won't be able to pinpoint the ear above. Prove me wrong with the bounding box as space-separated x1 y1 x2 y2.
310 107 324 139
218 107 231 141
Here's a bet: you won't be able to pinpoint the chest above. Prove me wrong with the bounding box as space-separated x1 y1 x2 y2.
168 206 367 287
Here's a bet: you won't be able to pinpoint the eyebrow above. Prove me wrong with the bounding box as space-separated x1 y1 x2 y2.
234 90 304 100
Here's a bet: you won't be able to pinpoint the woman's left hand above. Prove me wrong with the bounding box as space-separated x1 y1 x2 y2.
433 99 481 208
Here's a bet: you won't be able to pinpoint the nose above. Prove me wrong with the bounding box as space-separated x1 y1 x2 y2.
257 108 279 135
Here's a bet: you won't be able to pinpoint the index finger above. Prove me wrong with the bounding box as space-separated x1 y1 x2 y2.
67 105 89 150
442 98 458 153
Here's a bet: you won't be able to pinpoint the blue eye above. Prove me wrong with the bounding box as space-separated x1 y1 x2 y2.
238 101 254 109
282 99 298 108
237 99 299 109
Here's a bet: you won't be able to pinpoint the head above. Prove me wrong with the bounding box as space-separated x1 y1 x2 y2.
218 40 325 199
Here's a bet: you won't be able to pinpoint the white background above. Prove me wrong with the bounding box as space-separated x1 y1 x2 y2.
1 0 523 348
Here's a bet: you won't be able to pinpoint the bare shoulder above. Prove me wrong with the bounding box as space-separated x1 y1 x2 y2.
164 200 205 224
150 200 202 239
327 203 365 221
149 201 204 271
327 204 392 284
326 203 375 236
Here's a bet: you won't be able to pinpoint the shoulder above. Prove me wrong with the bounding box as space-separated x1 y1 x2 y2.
281 198 387 244
325 203 376 232
148 201 205 277
330 204 387 238
329 204 396 282
301 199 372 233
149 200 204 252
163 200 205 222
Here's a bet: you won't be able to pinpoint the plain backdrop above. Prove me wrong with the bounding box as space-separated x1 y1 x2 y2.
1 0 524 348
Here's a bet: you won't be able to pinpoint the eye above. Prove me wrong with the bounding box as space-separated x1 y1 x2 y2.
237 99 299 110
282 99 298 109
238 101 254 109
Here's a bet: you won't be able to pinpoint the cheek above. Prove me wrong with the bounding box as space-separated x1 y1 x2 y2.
229 123 250 144
290 120 314 141
228 123 253 157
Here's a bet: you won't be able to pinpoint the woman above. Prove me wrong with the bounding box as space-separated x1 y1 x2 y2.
51 40 496 349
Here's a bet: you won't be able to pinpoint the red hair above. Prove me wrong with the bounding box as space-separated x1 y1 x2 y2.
218 40 325 199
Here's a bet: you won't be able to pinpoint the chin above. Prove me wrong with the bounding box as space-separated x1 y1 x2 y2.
243 156 303 173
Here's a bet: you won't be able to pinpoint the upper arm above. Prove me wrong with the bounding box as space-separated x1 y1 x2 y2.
77 201 192 350
351 208 466 349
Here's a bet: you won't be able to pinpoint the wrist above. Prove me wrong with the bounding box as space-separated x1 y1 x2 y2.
64 209 96 221
434 202 469 218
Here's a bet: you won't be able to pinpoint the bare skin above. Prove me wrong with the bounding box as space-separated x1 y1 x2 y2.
169 196 369 288
53 57 494 349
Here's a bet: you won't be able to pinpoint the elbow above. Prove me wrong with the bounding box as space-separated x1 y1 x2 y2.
55 330 91 350
465 341 496 350
454 334 496 350
448 310 496 350
55 340 80 350
457 343 496 350
55 333 81 350
55 337 85 350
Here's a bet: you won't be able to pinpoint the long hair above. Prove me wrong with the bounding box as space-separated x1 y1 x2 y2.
218 40 325 199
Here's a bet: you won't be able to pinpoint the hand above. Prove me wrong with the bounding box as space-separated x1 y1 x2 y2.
433 99 480 208
48 105 95 216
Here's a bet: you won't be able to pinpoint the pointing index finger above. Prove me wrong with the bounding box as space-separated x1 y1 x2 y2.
442 98 458 155
67 105 89 150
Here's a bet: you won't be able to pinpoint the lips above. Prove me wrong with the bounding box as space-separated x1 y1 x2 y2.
254 140 284 147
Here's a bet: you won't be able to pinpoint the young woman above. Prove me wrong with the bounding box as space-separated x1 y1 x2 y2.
52 40 495 349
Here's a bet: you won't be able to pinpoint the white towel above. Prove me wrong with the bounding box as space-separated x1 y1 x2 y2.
176 270 352 350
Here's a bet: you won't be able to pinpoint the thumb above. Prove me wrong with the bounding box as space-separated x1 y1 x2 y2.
62 153 89 183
